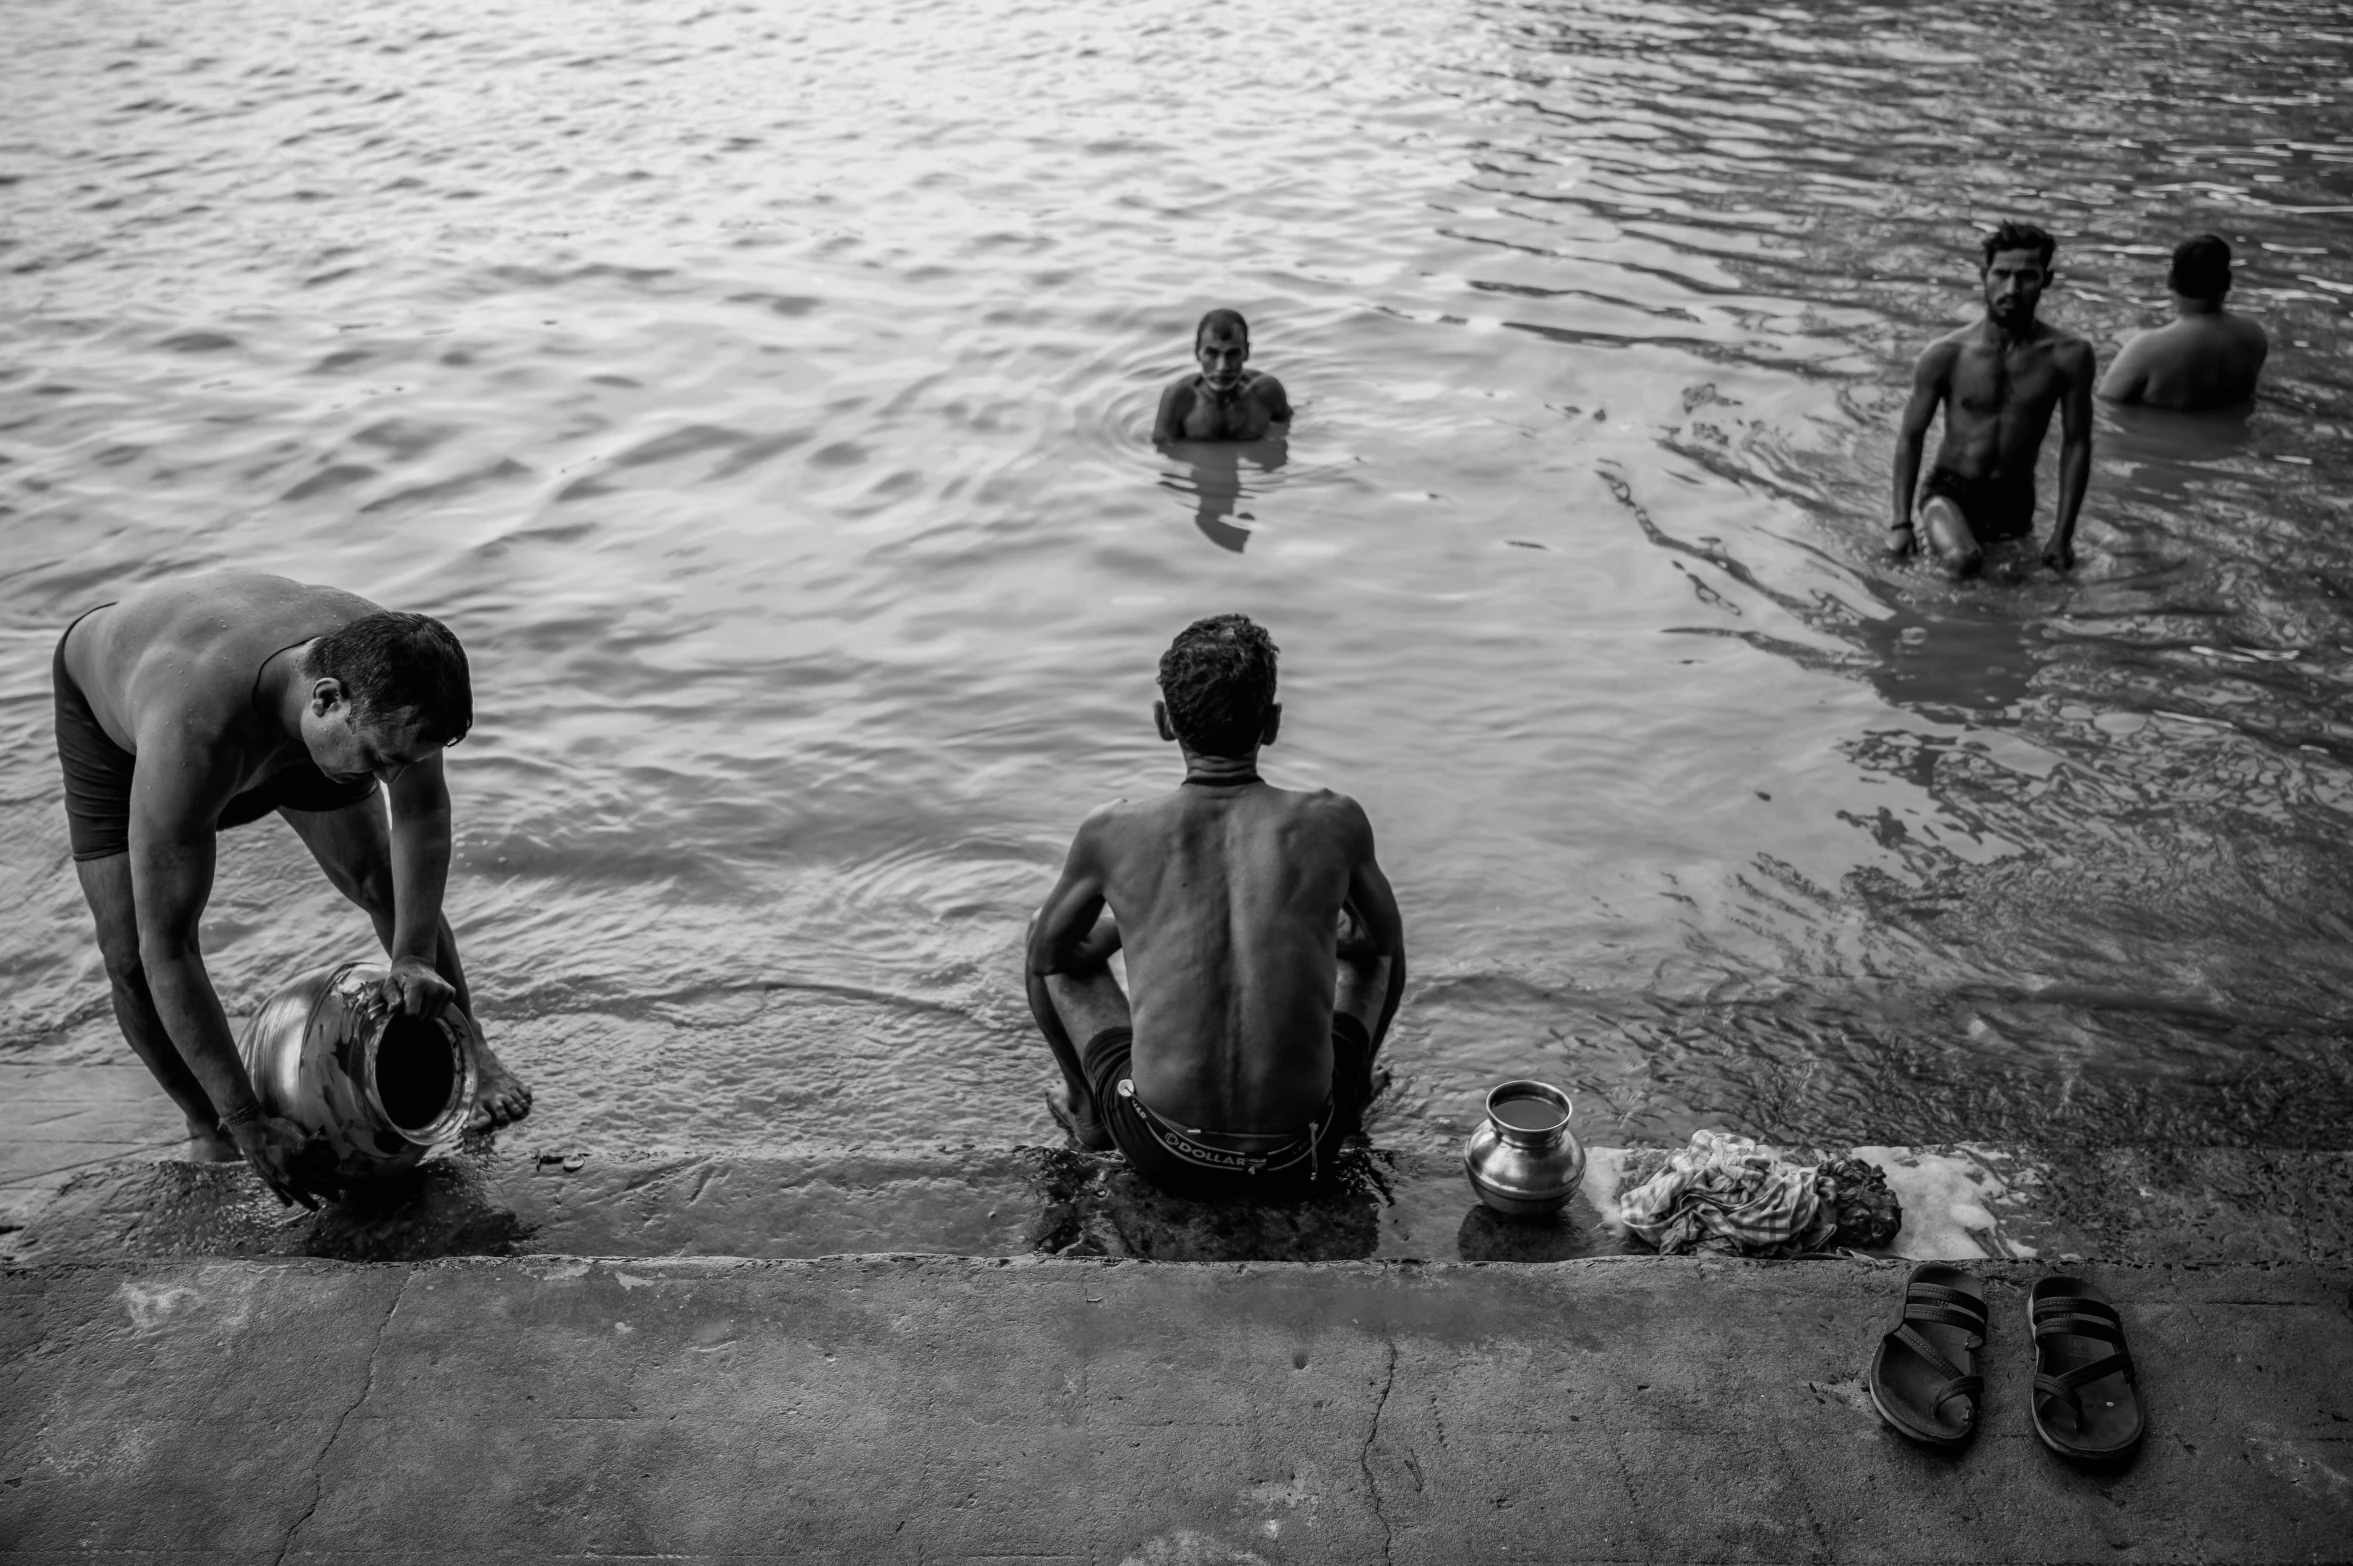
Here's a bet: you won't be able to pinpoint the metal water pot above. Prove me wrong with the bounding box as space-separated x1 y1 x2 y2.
1463 1079 1586 1218
237 959 478 1184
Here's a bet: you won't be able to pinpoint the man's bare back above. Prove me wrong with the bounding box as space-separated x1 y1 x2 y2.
1057 776 1381 1128
1027 615 1403 1196
2098 235 2266 412
1890 224 2096 575
66 575 387 794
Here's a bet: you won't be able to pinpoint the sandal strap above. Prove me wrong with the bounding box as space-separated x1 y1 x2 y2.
1907 1281 1989 1325
1901 1299 1988 1334
2034 1308 2125 1347
2033 1294 2120 1328
2034 1350 2136 1417
1888 1322 1972 1387
1931 1373 1984 1413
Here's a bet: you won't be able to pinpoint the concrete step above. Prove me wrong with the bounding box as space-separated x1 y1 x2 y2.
3 1254 2348 1563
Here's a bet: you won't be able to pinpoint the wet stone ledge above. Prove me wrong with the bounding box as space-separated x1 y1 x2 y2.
5 1138 2351 1268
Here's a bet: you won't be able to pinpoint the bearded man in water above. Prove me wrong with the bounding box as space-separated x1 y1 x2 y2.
1889 221 2097 575
52 573 531 1208
1026 614 1405 1197
1153 309 1294 443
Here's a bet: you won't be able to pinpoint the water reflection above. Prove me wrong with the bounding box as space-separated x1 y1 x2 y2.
1155 435 1290 553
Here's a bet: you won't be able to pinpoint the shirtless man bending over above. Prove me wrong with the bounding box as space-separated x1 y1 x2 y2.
1027 614 1404 1198
1153 309 1294 444
2098 233 2268 412
1890 221 2096 575
53 573 531 1208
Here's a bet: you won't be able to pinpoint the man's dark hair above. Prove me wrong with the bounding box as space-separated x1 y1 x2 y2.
1194 308 1250 350
2168 233 2232 299
1157 614 1278 757
309 612 473 746
1980 220 2057 273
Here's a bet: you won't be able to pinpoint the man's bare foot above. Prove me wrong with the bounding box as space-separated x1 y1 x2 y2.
465 1029 534 1133
1046 1083 1113 1151
185 1116 241 1164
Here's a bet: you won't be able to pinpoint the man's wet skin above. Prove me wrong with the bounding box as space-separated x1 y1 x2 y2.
1027 633 1403 1154
1889 233 2096 577
56 573 530 1206
1154 317 1294 444
2098 237 2268 413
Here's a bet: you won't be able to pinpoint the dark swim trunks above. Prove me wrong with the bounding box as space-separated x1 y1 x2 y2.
52 611 377 862
1081 1013 1373 1200
1920 466 2037 543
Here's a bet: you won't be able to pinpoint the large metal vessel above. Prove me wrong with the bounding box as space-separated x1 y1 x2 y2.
1463 1079 1586 1219
236 959 478 1184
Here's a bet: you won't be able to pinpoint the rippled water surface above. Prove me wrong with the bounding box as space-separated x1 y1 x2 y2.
5 0 2351 1159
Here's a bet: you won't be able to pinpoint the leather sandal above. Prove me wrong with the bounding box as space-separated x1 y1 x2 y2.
2028 1275 2146 1460
1868 1263 1986 1448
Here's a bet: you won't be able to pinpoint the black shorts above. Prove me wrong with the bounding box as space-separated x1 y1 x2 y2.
1920 466 2036 543
53 622 378 862
1082 1014 1374 1200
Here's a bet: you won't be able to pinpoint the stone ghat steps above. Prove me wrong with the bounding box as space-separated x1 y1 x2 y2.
4 1255 2350 1563
7 1139 2350 1267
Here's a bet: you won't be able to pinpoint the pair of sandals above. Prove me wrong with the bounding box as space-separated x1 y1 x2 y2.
1868 1263 2145 1460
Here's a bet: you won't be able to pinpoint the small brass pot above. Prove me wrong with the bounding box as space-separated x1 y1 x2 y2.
237 960 478 1184
1463 1079 1585 1218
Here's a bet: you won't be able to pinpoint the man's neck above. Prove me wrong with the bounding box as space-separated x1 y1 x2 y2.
1196 375 1245 405
1179 749 1261 787
2172 292 2224 319
1984 313 2040 348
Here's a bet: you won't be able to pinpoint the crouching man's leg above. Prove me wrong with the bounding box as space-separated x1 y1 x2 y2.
280 795 534 1130
1919 494 1984 579
1026 910 1127 1151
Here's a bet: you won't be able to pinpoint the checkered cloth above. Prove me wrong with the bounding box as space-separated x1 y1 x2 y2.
1618 1130 1839 1257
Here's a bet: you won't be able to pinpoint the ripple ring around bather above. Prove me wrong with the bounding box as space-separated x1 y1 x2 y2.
237 959 479 1184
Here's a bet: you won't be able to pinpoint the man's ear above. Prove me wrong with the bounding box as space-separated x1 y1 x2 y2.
1154 700 1176 743
1261 703 1281 748
308 677 347 719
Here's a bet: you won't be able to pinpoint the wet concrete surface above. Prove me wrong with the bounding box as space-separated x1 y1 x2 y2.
3 1254 2348 1563
6 1136 2349 1268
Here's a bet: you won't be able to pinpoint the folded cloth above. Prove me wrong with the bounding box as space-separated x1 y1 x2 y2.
1619 1130 1839 1257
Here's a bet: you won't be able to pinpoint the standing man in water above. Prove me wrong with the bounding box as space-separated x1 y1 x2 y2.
1026 615 1405 1198
1153 309 1294 443
2098 233 2268 412
52 573 531 1207
1889 221 2097 575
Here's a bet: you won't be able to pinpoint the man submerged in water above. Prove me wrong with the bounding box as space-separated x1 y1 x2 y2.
1889 221 2096 575
1153 309 1294 443
2098 233 2268 412
1027 614 1405 1198
52 573 532 1207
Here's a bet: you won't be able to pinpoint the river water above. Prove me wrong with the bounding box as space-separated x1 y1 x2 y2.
3 0 2349 1165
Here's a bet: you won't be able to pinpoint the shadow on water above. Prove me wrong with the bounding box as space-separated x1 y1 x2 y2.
1154 436 1289 553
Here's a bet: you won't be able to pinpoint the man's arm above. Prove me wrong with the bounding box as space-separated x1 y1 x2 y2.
2047 340 2097 570
1151 379 1193 445
1887 347 1946 557
1257 374 1293 425
1339 803 1406 1050
2096 332 2152 404
1028 811 1117 977
383 753 460 1016
128 747 332 1207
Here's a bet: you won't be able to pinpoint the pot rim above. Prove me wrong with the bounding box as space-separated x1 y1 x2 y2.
328 960 478 1148
1484 1078 1574 1144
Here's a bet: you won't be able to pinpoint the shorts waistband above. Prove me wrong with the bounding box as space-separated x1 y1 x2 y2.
1116 1080 1335 1180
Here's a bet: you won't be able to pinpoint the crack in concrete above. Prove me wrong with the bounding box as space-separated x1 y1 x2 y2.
1358 1339 1398 1563
274 1272 407 1565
